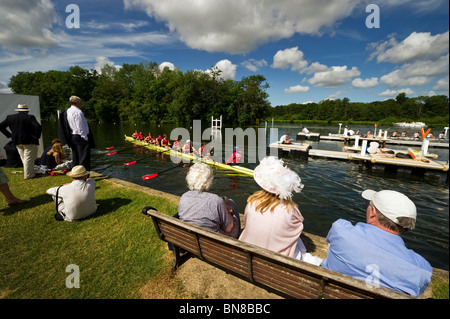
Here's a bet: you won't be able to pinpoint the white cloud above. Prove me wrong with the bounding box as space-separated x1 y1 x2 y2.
0 81 11 94
370 31 449 64
0 0 59 52
241 59 268 72
159 62 175 71
433 76 449 92
272 47 308 72
94 56 122 73
381 70 432 88
352 77 379 88
326 90 346 100
379 88 415 97
284 85 310 94
370 31 449 90
307 66 360 88
208 59 237 80
124 0 361 53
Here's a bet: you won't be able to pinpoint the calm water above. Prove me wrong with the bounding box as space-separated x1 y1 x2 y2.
42 121 449 270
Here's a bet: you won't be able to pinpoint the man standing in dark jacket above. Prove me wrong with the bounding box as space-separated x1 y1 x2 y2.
0 104 42 179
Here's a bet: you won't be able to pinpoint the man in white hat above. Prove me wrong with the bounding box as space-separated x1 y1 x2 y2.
0 104 42 179
321 190 432 297
46 165 97 221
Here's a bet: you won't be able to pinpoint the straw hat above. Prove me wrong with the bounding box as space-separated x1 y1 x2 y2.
15 104 30 112
67 165 89 178
253 156 304 200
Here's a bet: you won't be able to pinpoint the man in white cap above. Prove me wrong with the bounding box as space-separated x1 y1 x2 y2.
46 165 97 221
0 104 42 179
321 190 432 297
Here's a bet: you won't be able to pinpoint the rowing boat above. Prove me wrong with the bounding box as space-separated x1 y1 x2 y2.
124 135 254 177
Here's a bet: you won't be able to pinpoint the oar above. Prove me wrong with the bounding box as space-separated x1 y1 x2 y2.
124 147 173 165
142 164 182 180
106 144 146 155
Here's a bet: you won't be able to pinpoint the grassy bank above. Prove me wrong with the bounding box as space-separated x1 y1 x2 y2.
0 167 178 299
1 167 448 299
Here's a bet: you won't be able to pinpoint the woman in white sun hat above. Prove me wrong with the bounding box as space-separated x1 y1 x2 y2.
239 156 322 265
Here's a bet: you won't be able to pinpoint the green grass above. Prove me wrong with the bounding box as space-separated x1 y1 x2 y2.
0 167 178 299
1 167 448 299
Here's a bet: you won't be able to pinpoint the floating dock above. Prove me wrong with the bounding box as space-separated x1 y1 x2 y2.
269 142 449 175
320 134 448 149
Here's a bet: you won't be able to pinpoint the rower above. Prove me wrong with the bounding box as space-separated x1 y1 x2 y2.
226 146 243 165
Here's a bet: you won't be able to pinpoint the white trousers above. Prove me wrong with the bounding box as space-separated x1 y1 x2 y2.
294 236 324 266
16 144 38 179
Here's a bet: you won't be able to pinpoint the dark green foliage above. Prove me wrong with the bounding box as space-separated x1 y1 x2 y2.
8 62 270 126
269 94 449 126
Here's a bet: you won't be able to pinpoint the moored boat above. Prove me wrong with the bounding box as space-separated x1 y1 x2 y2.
394 122 427 129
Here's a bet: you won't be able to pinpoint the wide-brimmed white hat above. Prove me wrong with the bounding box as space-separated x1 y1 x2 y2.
253 156 303 200
67 165 89 178
15 104 30 112
362 189 417 223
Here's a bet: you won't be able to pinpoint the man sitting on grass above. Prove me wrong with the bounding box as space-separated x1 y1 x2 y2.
46 165 97 221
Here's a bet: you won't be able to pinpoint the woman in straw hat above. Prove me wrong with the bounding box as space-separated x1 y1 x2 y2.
239 156 322 265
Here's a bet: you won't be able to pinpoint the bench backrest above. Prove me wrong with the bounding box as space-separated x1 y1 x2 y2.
144 207 414 299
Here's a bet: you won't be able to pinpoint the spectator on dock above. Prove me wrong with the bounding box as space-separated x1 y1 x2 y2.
239 156 322 265
438 132 445 139
178 163 241 238
279 133 293 144
364 130 373 138
301 126 310 134
322 189 432 297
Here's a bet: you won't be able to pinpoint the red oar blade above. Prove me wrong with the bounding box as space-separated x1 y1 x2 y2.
124 160 137 166
142 173 158 180
106 152 117 155
105 146 114 150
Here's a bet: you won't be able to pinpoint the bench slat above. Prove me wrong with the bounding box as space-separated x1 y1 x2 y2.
145 208 415 299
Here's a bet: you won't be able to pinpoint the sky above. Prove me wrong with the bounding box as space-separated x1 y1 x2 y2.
0 0 448 107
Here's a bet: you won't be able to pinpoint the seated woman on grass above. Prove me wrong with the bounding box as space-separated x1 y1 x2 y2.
46 142 67 170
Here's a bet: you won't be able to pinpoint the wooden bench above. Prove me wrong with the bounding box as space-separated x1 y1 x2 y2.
143 207 415 299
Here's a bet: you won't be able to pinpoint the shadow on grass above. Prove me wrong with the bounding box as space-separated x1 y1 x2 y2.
1 193 50 216
1 195 132 220
93 197 132 219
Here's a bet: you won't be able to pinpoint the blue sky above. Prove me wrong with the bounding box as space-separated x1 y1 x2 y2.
0 0 448 107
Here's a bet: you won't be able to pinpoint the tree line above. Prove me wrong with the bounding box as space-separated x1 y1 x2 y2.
270 94 449 126
7 63 448 127
8 63 271 126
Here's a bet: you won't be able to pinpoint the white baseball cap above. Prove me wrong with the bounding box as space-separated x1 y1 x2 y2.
362 189 417 224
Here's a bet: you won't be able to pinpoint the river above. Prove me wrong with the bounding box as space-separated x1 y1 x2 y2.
41 120 449 270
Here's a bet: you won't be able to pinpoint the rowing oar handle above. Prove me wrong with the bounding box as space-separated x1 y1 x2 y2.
106 144 146 155
142 164 181 180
